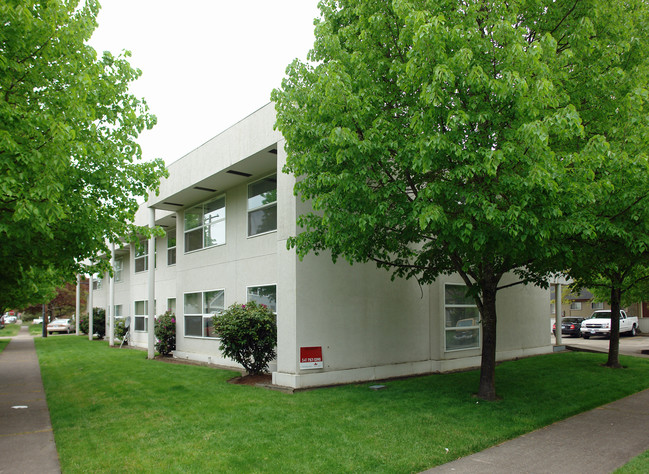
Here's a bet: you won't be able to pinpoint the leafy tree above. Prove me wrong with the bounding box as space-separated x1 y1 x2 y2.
23 281 87 320
566 160 649 367
273 0 649 399
0 0 167 312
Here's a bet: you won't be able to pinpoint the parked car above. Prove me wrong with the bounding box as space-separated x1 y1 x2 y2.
553 317 585 338
32 318 43 325
47 318 74 334
580 310 638 339
4 315 17 324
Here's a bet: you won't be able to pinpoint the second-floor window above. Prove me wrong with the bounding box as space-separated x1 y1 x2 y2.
248 174 277 236
114 258 123 282
185 196 226 252
167 229 176 265
134 241 148 273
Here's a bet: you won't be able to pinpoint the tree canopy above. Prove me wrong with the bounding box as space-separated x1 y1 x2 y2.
273 0 649 399
0 0 167 311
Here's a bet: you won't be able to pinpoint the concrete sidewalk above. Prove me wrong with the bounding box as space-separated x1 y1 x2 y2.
425 381 649 473
0 327 61 474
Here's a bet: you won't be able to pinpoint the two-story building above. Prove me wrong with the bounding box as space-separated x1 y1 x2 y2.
91 103 552 389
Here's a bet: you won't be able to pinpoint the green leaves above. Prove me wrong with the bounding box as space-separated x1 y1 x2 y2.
0 0 167 310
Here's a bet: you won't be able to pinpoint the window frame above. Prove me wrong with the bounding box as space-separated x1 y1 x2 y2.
184 196 226 254
134 241 148 273
246 284 277 313
167 229 177 266
247 174 277 237
114 258 123 282
183 289 225 338
444 283 480 352
134 300 148 332
591 302 604 310
570 302 582 310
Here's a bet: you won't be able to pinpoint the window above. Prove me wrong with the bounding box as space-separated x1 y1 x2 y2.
134 241 148 273
184 290 224 338
114 305 123 318
444 284 480 351
248 174 277 236
247 285 277 313
167 229 176 265
93 277 103 290
570 302 582 310
167 298 176 315
114 258 123 282
134 300 148 332
184 196 226 252
591 302 604 310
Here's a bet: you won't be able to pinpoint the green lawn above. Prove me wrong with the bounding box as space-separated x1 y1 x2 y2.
616 450 649 473
0 339 8 353
29 323 44 336
35 337 649 473
0 323 20 338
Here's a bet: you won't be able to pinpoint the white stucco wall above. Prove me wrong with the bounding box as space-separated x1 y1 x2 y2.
91 103 553 389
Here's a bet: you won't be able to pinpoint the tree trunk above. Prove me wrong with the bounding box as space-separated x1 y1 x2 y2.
477 280 499 400
606 286 623 368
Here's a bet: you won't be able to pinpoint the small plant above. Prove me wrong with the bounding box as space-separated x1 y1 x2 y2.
154 311 176 356
114 318 128 342
79 308 106 339
213 301 277 375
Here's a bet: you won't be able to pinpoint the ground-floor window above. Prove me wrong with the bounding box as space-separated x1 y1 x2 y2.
444 284 480 351
134 300 148 332
247 284 277 312
184 290 224 338
167 298 176 314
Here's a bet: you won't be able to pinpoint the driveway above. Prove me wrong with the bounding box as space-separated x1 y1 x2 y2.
552 334 649 359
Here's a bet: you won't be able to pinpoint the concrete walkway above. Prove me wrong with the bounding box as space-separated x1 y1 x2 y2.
0 327 61 474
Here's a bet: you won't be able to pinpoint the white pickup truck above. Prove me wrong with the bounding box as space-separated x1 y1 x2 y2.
580 310 638 339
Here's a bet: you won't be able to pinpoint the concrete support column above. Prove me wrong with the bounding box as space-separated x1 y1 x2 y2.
555 283 562 346
109 243 116 346
88 275 93 341
147 208 156 359
75 274 81 335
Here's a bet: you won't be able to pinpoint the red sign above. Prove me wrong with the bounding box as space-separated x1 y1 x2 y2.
300 346 323 370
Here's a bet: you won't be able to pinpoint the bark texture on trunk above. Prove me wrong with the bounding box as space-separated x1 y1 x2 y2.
477 280 499 401
606 286 622 368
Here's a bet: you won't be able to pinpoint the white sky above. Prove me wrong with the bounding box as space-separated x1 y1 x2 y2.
89 1 320 164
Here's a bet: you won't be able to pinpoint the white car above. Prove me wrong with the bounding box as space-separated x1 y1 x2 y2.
32 318 43 325
4 315 17 324
47 318 74 334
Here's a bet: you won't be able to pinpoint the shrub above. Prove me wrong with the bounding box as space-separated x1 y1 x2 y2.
154 311 176 356
213 301 277 375
79 308 106 339
114 318 129 342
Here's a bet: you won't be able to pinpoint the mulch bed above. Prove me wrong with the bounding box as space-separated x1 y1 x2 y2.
152 354 274 387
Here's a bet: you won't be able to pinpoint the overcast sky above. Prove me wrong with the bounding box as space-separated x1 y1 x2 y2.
89 1 320 165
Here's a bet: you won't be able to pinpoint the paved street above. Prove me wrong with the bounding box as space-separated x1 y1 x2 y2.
553 333 649 359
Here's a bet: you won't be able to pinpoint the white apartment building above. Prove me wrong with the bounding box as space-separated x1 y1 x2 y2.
92 103 552 389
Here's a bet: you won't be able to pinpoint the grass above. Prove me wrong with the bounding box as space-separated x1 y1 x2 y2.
0 323 21 338
616 450 649 473
29 323 44 336
0 339 8 353
35 337 649 473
